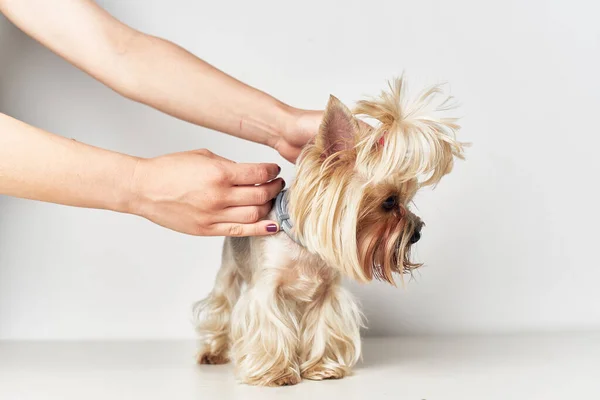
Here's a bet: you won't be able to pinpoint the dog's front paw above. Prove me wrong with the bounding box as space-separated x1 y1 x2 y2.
240 367 302 387
271 372 302 387
301 364 348 381
197 351 229 365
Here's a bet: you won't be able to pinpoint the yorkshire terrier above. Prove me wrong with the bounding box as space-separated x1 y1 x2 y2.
192 76 466 386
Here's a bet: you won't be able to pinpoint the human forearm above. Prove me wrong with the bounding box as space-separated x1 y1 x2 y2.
0 113 137 213
1 0 324 163
116 33 295 148
0 113 286 236
0 0 296 148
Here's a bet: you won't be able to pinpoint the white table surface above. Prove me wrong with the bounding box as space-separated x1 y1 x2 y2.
1 333 599 399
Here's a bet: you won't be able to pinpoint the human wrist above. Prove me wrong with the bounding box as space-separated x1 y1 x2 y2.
114 155 146 216
264 101 299 149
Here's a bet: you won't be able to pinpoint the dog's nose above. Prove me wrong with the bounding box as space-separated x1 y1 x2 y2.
410 230 421 244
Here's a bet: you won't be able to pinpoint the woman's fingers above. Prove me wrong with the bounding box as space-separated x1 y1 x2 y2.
226 177 285 206
215 203 273 224
225 162 281 185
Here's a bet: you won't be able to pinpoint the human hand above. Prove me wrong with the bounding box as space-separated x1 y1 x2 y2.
128 149 284 236
272 109 324 163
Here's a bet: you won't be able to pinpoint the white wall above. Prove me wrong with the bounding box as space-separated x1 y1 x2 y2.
1 0 599 340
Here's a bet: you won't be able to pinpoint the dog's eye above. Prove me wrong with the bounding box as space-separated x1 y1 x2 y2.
382 195 398 211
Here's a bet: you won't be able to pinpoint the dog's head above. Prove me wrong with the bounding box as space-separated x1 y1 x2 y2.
289 76 466 284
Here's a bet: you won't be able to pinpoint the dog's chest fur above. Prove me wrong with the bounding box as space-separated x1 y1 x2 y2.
226 213 340 303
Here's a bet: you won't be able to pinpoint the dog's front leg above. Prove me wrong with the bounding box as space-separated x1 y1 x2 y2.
299 283 363 380
230 273 301 387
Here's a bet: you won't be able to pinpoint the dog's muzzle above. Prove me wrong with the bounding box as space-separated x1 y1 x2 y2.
409 221 423 244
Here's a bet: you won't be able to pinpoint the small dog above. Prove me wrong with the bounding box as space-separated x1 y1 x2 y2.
193 76 466 386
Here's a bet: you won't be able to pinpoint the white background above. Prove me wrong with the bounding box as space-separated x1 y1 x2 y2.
0 0 598 340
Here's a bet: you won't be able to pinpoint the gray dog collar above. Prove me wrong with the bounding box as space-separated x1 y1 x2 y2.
274 189 302 246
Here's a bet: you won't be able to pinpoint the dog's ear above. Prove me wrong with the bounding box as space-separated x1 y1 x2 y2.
316 95 360 159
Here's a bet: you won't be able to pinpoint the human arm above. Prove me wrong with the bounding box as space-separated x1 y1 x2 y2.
0 113 284 236
0 0 322 163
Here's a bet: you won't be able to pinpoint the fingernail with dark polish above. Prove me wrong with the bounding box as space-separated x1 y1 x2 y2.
266 224 278 233
281 179 286 188
277 165 281 174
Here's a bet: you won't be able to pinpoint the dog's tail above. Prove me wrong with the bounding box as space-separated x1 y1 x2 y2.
353 75 467 187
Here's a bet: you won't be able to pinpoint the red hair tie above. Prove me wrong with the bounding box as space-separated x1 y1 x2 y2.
378 131 387 147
